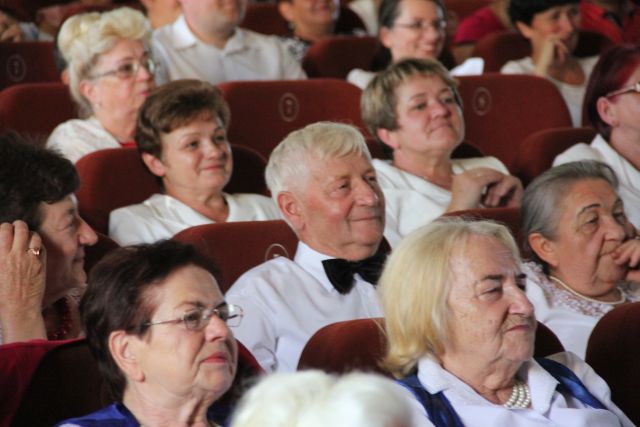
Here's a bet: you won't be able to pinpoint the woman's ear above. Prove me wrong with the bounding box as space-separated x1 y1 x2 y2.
379 26 393 49
596 96 619 128
527 232 559 268
79 79 99 108
141 152 166 178
376 128 400 151
514 21 533 39
109 330 145 383
278 0 294 23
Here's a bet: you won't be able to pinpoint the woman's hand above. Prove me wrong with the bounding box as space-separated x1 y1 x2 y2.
612 236 640 283
448 168 523 212
534 35 570 77
0 221 47 343
0 11 23 42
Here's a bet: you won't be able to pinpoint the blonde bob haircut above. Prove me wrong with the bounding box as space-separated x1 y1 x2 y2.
361 57 462 139
265 121 371 203
379 217 520 378
57 7 151 117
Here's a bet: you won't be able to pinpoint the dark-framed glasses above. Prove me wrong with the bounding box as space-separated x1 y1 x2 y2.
606 82 640 98
90 57 157 81
394 19 447 32
143 303 244 330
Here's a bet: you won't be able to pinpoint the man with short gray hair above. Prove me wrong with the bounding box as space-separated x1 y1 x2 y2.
226 122 386 372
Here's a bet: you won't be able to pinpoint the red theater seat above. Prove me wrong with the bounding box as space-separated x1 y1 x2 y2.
0 41 59 90
302 35 377 78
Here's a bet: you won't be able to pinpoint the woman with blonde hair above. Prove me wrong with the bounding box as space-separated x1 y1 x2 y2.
47 7 155 163
379 217 632 426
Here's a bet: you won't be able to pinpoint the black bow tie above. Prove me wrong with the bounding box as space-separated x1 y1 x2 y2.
322 251 388 294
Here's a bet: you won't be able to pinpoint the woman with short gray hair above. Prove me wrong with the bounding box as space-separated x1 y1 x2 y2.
47 7 155 163
522 160 640 358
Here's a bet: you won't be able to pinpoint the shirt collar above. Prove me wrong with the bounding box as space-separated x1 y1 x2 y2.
294 241 337 293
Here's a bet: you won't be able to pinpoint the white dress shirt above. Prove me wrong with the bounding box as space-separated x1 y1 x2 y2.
553 134 640 227
152 15 306 85
47 118 121 164
108 193 280 245
225 241 383 372
404 352 633 426
374 157 509 247
501 56 599 127
523 262 640 359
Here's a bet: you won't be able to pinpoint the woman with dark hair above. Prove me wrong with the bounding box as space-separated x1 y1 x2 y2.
0 133 97 344
502 0 597 127
57 240 242 426
554 44 640 226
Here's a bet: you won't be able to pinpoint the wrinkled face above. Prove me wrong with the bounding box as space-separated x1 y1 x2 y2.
381 0 446 62
291 152 385 259
133 265 238 400
444 235 535 367
148 116 233 198
519 4 580 54
282 0 339 34
84 39 155 120
384 74 463 156
543 179 633 297
603 65 640 138
180 0 246 33
38 196 98 304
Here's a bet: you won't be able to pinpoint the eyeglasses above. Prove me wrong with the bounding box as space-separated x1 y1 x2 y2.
90 57 157 80
605 82 640 98
394 19 446 32
142 303 244 331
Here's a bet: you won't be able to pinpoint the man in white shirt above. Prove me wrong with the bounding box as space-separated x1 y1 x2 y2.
226 122 386 372
152 0 307 85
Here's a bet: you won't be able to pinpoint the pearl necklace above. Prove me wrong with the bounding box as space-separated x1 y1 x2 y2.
549 276 626 305
503 380 531 409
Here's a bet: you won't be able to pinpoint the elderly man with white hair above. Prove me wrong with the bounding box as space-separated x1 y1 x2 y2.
226 121 386 372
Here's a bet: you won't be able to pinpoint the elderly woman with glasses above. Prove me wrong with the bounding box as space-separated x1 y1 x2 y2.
47 7 156 163
554 44 640 227
56 240 242 426
380 217 633 426
522 160 640 359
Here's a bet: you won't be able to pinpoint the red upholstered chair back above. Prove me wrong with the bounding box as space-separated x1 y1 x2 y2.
0 82 75 137
173 220 298 293
302 35 377 78
218 79 365 159
586 302 640 425
11 339 109 427
512 126 597 187
297 318 563 375
457 73 572 170
76 145 267 234
444 0 492 21
0 41 59 90
443 207 522 250
241 4 365 36
473 30 612 72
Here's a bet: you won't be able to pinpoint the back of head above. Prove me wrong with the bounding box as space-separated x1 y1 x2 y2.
584 44 640 141
57 7 151 116
0 133 79 230
231 371 413 427
508 0 579 25
81 240 219 401
379 217 519 377
136 79 231 159
265 121 370 202
521 160 618 268
361 58 460 158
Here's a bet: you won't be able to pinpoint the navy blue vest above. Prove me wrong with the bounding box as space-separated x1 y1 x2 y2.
398 357 607 427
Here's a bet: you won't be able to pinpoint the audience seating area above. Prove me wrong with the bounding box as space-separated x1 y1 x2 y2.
1 0 635 424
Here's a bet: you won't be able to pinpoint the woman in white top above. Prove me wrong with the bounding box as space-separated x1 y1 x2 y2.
361 58 522 245
109 80 280 246
522 161 640 358
379 217 633 426
501 0 597 127
554 44 640 227
47 7 155 163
